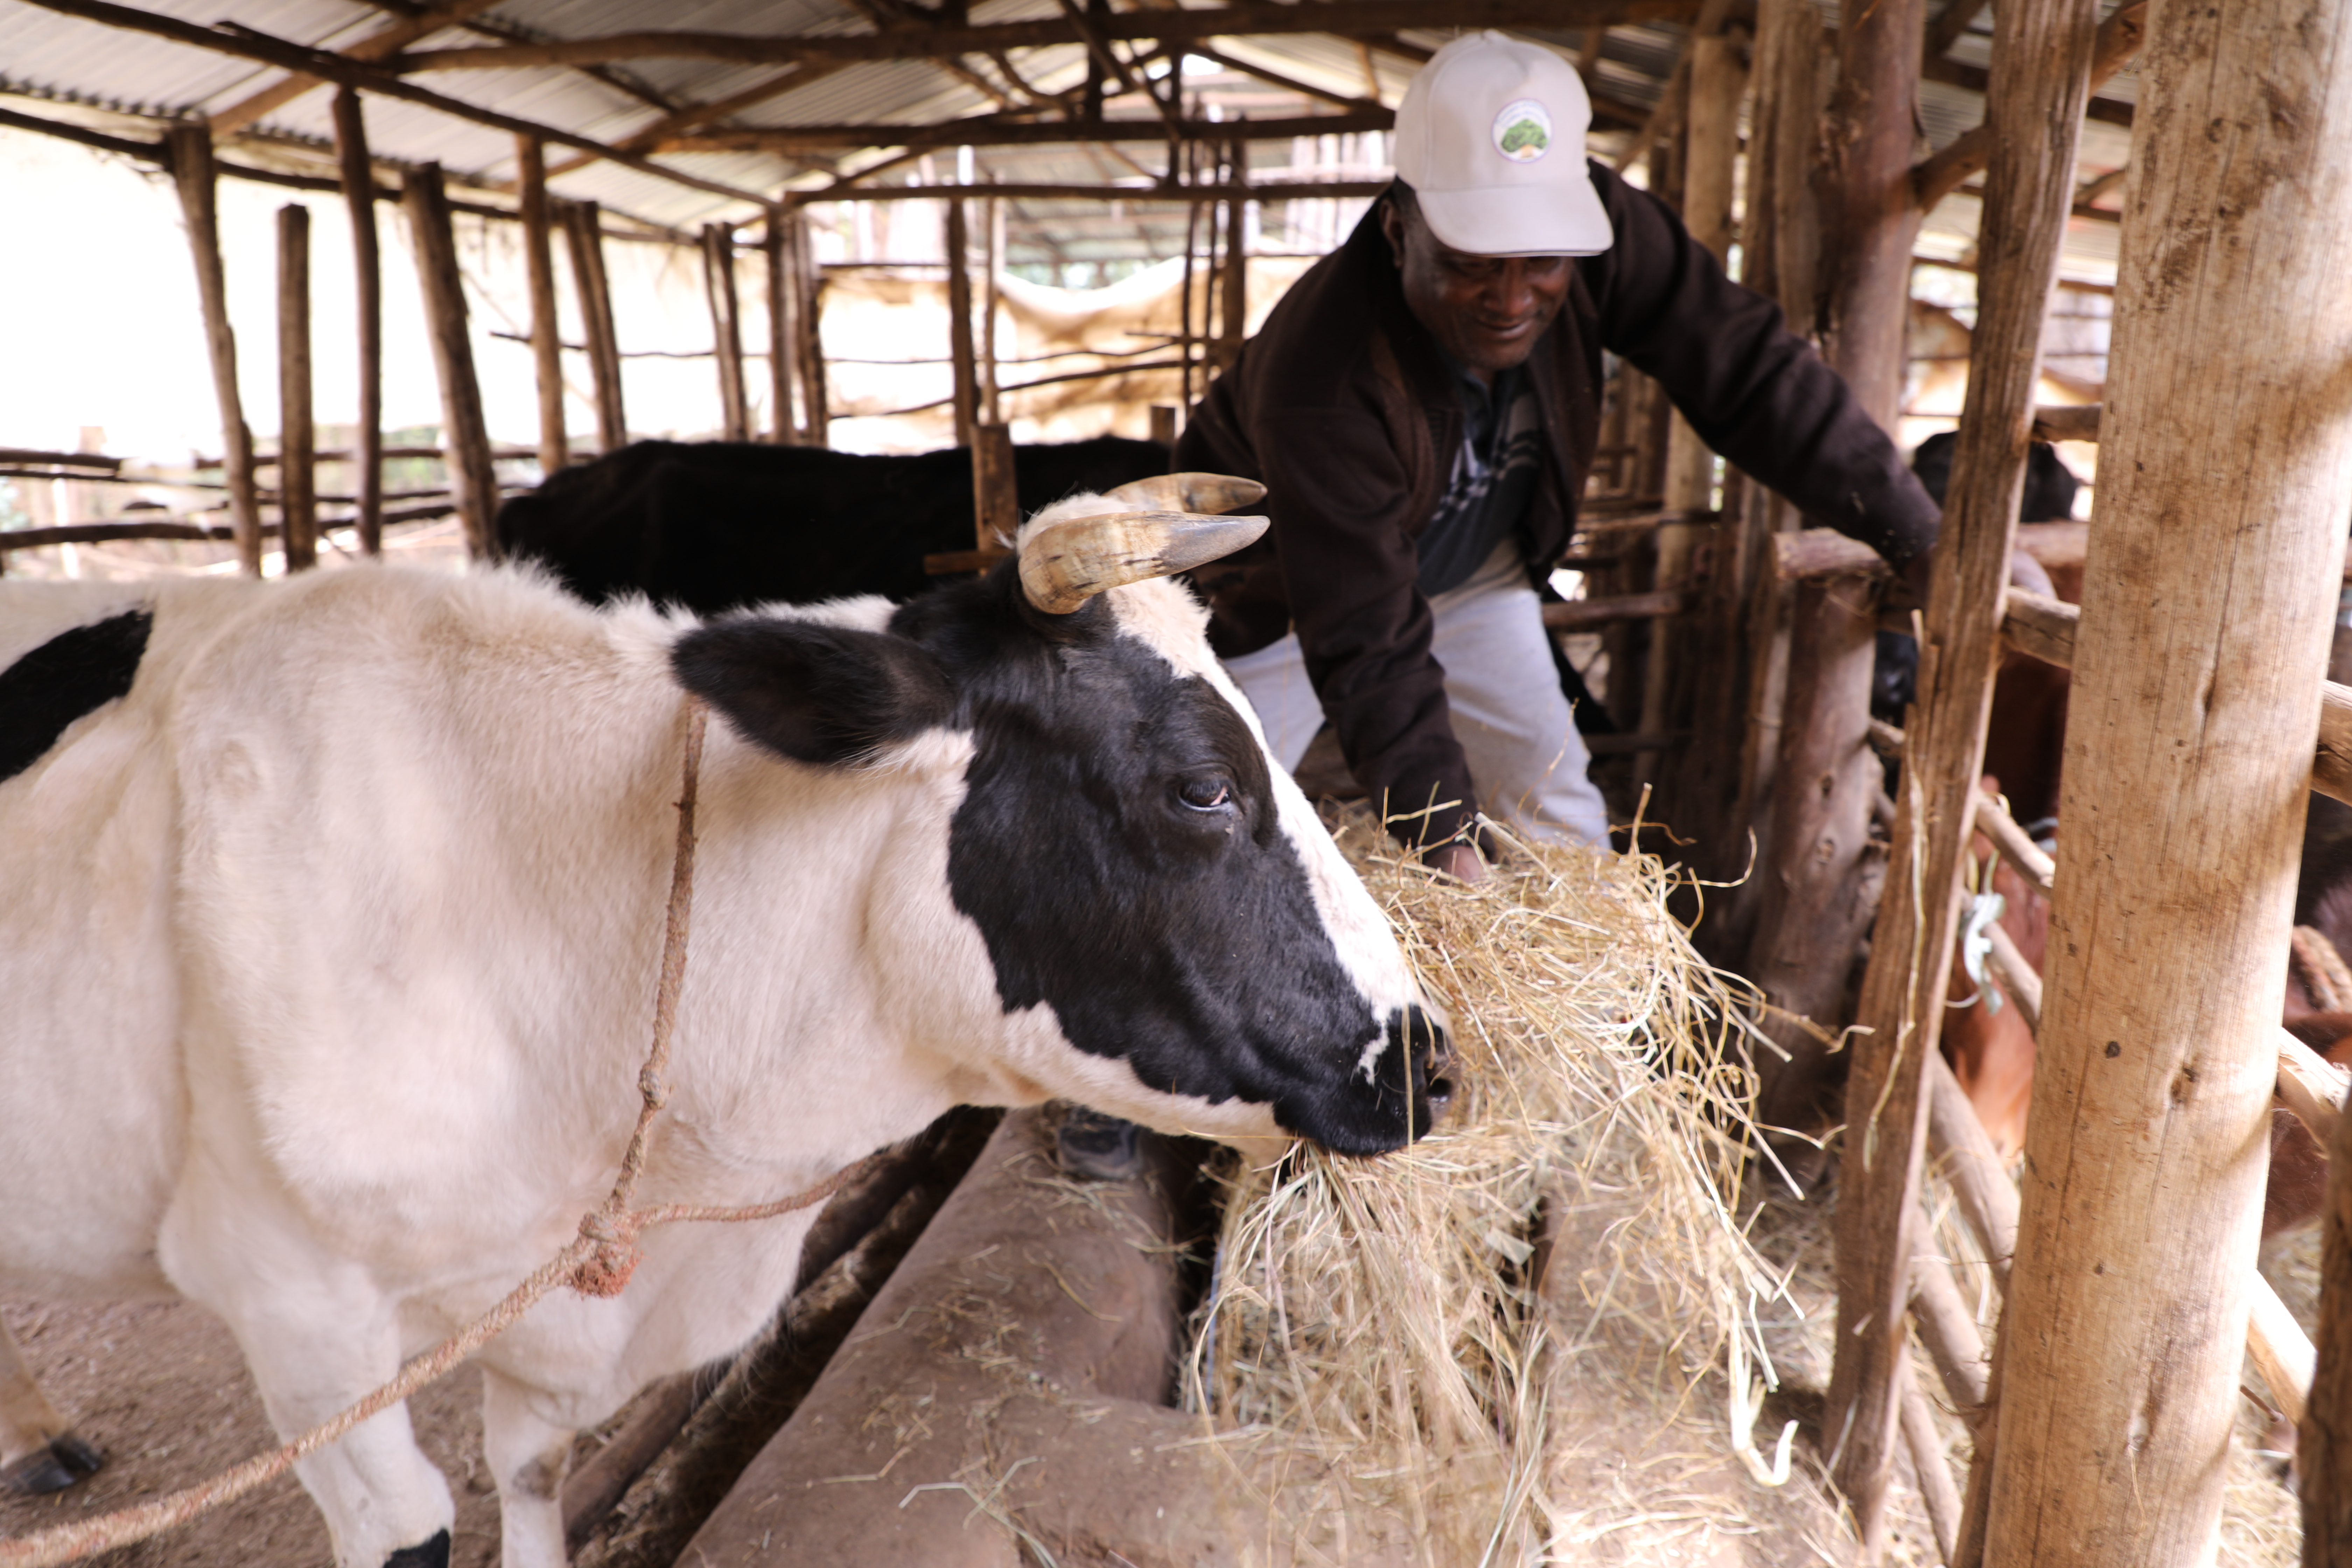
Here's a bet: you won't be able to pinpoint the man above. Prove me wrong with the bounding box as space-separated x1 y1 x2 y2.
1177 31 1940 880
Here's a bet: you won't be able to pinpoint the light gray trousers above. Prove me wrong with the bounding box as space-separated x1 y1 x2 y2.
1221 544 1612 847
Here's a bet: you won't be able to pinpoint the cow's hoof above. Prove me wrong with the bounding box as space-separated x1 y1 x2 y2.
1 1433 104 1495
383 1529 451 1568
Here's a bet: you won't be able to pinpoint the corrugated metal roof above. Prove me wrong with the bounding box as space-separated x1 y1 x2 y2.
0 0 2132 259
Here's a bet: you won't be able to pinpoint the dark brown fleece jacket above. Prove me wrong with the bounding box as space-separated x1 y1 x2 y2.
1176 161 1941 850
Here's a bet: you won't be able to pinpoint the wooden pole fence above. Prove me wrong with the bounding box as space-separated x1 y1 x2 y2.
701 222 749 442
1739 0 1909 1155
402 164 500 561
1828 0 2095 1534
763 211 796 444
1643 24 1746 808
969 421 1019 553
518 136 568 475
944 197 978 450
167 122 261 577
980 195 1003 427
331 88 384 555
564 200 629 455
791 215 828 446
275 202 317 572
1981 0 2352 1548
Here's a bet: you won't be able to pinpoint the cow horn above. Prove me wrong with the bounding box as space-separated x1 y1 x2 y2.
1100 472 1268 514
1018 510 1269 615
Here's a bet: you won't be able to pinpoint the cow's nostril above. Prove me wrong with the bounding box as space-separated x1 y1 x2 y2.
1420 1023 1456 1119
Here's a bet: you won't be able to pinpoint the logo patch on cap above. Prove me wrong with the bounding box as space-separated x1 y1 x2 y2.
1491 98 1552 162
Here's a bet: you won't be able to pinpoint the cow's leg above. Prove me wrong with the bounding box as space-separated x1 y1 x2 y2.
161 1168 457 1566
227 1318 455 1567
480 1368 577 1568
173 1260 454 1564
0 1318 101 1494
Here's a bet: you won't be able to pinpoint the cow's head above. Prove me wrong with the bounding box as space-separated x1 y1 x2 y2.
671 477 1450 1155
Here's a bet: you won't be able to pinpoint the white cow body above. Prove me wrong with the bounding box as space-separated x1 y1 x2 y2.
0 522 1439 1566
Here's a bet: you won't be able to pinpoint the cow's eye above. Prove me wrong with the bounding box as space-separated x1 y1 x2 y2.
1177 776 1233 812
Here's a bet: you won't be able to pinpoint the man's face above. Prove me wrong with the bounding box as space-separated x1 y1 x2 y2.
1379 198 1572 382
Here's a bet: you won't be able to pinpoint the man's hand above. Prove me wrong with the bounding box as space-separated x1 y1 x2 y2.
1891 551 1934 612
1426 841 1488 884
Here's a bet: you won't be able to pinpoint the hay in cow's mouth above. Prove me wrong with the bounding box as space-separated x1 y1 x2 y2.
1180 807 1798 1562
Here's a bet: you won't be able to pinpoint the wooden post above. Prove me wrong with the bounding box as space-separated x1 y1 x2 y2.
331 88 383 556
1820 0 1925 430
1984 0 2352 1557
168 122 261 576
980 194 1002 427
1742 575 1882 1119
971 421 1018 552
275 203 317 572
944 196 978 449
517 135 568 475
1643 28 1749 799
791 212 828 448
1149 405 1178 452
1740 0 1920 1169
402 164 500 560
2310 1104 2352 1558
1218 174 1248 371
701 222 749 442
564 199 628 453
764 209 796 444
1657 34 1744 515
1696 0 1829 963
1830 0 2098 1547
1179 161 1202 408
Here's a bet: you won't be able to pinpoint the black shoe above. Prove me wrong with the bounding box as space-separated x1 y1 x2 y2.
1056 1107 1144 1181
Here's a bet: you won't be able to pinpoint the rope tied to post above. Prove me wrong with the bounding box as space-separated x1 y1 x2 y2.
0 696 878 1567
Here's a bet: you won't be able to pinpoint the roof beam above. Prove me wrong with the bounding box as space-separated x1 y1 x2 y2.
0 101 698 238
208 0 504 135
546 61 852 178
1914 0 2144 210
1182 43 1380 111
1919 52 2135 127
17 0 778 208
669 109 1393 154
790 178 1392 205
385 0 1702 73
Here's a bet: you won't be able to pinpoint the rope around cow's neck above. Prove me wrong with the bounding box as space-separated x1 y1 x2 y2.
0 697 879 1568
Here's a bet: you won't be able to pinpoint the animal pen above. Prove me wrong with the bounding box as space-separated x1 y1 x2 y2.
4 0 2352 1564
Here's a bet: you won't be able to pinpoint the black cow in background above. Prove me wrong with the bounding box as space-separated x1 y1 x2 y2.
496 436 1171 615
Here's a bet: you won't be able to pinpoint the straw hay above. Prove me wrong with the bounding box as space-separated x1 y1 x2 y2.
1178 808 2315 1565
1184 811 1805 1563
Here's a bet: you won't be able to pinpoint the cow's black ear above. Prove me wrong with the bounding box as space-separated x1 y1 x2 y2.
671 619 954 766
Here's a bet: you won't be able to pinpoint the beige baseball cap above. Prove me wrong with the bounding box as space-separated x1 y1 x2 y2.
1392 31 1614 258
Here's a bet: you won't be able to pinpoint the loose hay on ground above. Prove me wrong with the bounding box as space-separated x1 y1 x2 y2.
1185 812 1822 1564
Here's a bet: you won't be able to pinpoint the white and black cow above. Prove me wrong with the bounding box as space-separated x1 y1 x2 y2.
0 490 1448 1568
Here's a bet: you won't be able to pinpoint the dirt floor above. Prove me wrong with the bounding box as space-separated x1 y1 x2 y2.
0 1295 507 1567
0 1211 2322 1566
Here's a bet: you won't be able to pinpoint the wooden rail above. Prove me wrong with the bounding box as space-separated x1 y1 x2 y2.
2029 403 2101 442
0 493 526 551
1540 589 1691 631
1781 524 2352 590
1910 781 2337 1461
1997 589 2352 807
